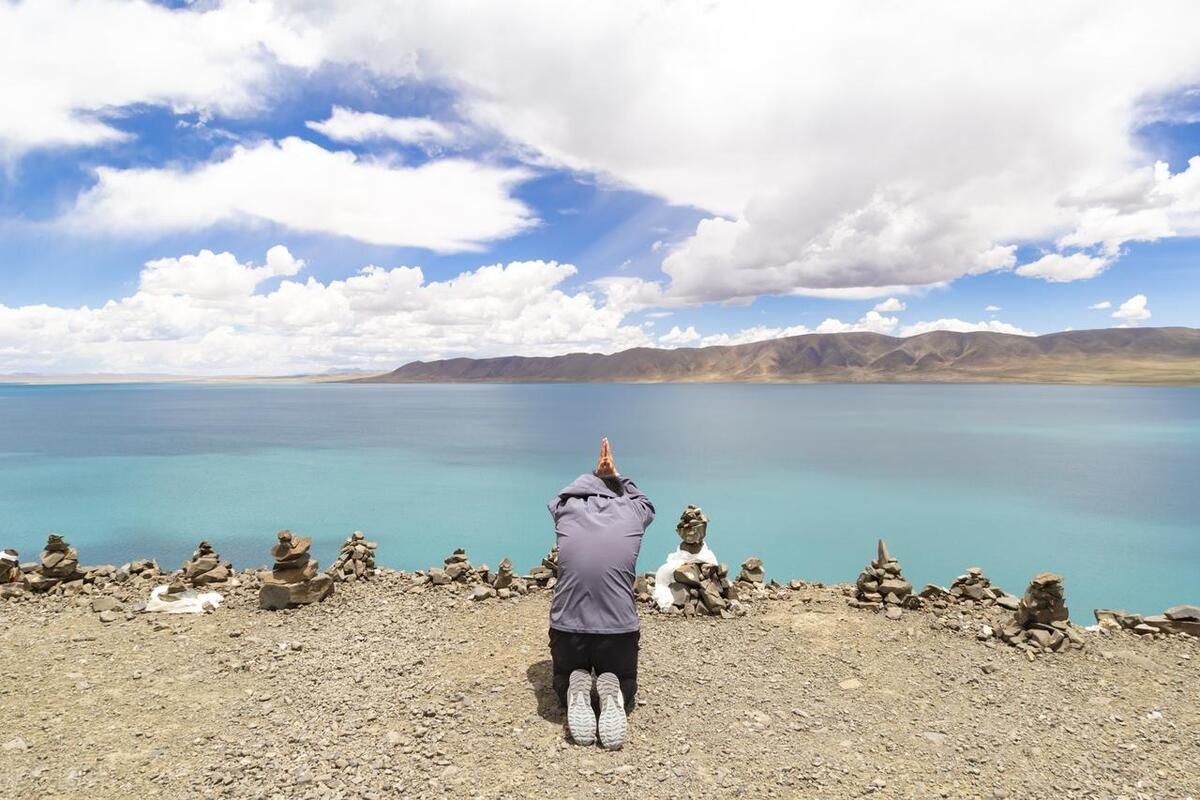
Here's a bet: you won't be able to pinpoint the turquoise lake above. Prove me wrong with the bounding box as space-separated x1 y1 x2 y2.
0 382 1197 619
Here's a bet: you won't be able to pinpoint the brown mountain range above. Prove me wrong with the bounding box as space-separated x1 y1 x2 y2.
352 327 1200 385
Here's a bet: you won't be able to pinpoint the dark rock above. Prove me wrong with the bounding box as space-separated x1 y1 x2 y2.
1165 604 1200 622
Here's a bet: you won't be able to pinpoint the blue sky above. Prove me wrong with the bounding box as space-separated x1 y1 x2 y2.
1 1 1198 374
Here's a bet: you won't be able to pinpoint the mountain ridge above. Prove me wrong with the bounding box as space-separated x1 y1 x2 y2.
351 327 1200 385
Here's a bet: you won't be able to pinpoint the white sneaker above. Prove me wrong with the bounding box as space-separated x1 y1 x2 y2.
566 669 596 745
595 672 627 750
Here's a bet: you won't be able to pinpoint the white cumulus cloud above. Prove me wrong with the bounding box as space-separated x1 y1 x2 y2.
282 1 1200 299
1014 252 1114 282
985 305 1001 312
306 107 458 146
658 326 701 347
898 318 1034 337
1112 294 1151 322
692 313 1033 348
65 138 536 252
0 0 320 159
873 297 906 312
0 248 653 375
1088 300 1112 310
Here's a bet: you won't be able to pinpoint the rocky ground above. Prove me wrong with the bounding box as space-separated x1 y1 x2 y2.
0 575 1197 800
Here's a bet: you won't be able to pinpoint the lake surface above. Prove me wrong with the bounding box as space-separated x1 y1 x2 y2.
0 382 1197 618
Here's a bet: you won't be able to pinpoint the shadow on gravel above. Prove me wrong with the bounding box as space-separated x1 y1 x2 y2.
526 659 564 723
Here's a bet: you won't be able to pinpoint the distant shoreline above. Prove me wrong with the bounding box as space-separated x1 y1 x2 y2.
7 327 1199 387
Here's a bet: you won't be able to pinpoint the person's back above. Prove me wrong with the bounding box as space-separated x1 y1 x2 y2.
547 439 654 750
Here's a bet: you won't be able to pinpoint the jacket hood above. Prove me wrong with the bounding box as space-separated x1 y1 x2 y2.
557 472 624 499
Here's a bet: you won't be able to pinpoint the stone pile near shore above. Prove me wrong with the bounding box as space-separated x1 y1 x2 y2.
258 530 334 610
2 526 1195 658
328 531 378 583
850 539 913 611
638 555 772 618
27 533 84 591
920 567 1021 611
528 545 559 588
424 548 483 586
418 548 545 601
1095 604 1200 638
180 540 232 586
737 557 764 584
997 573 1084 653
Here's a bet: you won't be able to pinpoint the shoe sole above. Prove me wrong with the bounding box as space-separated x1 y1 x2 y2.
595 672 626 750
566 669 596 745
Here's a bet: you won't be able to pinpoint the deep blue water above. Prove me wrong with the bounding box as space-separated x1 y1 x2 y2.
0 382 1197 618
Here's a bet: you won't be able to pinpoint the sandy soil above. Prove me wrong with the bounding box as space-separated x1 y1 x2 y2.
1 575 1197 800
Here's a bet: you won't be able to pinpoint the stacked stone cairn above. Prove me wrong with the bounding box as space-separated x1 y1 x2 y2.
180 540 232 586
737 557 764 585
676 505 708 552
1094 604 1200 639
328 531 378 583
527 545 559 588
640 506 751 618
851 539 913 610
998 573 1084 653
26 533 84 592
258 530 334 610
426 547 478 586
920 567 1021 611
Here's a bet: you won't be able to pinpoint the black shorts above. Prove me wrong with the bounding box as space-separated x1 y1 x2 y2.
549 627 640 710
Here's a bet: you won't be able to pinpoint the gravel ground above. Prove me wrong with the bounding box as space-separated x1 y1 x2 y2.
0 574 1197 800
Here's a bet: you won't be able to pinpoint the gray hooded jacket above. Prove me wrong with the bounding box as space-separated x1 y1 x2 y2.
547 472 655 634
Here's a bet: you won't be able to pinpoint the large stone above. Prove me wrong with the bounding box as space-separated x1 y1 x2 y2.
1142 615 1200 638
1165 604 1200 622
672 562 703 587
185 556 219 576
876 539 891 565
91 596 121 613
675 505 709 546
266 560 318 584
493 558 514 590
193 564 230 584
258 575 334 609
995 594 1021 611
737 557 764 583
878 578 912 599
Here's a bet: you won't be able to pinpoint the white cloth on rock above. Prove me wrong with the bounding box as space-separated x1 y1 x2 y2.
652 544 719 610
145 584 223 614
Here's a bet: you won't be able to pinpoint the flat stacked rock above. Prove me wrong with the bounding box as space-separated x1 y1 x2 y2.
655 559 744 618
492 558 515 590
851 539 913 609
1095 604 1200 638
181 540 232 586
676 505 708 550
527 545 559 588
737 557 764 585
258 530 334 610
426 548 476 586
920 567 1020 610
489 557 528 598
27 533 84 591
998 573 1083 653
444 548 475 583
328 531 378 582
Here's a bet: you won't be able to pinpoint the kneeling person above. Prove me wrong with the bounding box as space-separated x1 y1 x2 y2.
547 438 655 749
